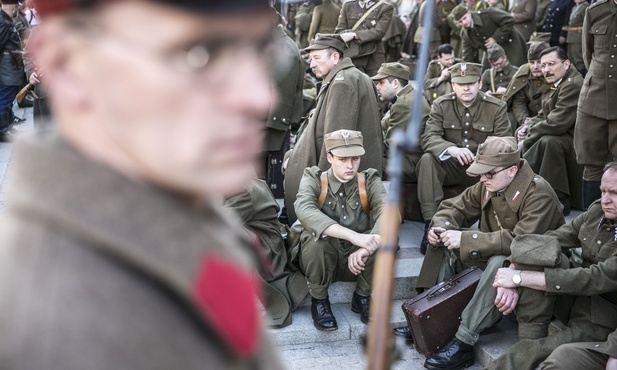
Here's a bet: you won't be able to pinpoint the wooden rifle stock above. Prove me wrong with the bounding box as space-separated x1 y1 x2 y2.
16 83 33 105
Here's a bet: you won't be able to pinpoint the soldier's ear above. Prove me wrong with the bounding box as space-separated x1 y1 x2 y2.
327 152 334 164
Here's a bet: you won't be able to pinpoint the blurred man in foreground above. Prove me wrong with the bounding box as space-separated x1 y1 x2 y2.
0 0 284 369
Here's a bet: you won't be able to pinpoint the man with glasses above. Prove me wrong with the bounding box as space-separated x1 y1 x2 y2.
502 41 551 134
0 0 285 369
405 137 565 369
516 46 583 215
481 44 518 99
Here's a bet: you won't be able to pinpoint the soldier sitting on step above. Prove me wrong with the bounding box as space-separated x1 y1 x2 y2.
394 137 565 370
294 129 394 331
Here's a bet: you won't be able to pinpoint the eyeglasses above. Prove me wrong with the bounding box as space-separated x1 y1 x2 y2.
540 60 564 70
481 165 514 179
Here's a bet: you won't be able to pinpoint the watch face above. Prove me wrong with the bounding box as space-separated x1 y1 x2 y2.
513 272 522 285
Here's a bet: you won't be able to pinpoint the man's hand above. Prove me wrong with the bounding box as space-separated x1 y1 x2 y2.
339 32 356 43
447 147 475 166
484 37 497 48
523 117 532 126
350 233 381 254
440 230 462 250
493 267 518 288
29 72 40 85
427 227 446 247
348 248 370 275
559 36 566 45
438 67 451 83
516 125 529 142
607 357 617 370
495 86 507 95
494 286 519 315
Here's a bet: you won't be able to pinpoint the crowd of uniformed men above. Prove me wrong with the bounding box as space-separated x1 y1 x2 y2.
6 0 617 369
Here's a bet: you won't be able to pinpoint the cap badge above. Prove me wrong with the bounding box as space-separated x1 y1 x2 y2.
342 130 350 145
460 63 467 77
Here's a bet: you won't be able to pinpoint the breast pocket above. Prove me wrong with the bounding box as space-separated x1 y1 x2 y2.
590 24 609 51
443 121 462 142
597 241 617 262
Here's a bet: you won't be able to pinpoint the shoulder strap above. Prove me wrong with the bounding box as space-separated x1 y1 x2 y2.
318 171 328 209
352 0 387 31
490 68 496 93
357 172 370 215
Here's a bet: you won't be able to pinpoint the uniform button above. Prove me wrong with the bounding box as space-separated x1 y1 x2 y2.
583 238 587 241
470 250 479 258
466 113 470 117
343 216 347 220
445 221 451 225
555 285 561 290
282 118 287 123
273 117 277 121
596 344 601 348
339 192 344 197
481 127 485 130
466 122 470 126
472 233 478 239
598 240 602 244
328 201 332 205
611 65 614 68
466 145 470 148
464 131 469 134
312 232 316 236
464 139 468 142
355 202 359 205
513 86 516 89
451 124 455 128
341 205 345 208
607 228 611 231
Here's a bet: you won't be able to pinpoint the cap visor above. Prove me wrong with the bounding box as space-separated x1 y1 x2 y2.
330 146 366 157
466 162 496 177
370 73 389 81
451 76 480 84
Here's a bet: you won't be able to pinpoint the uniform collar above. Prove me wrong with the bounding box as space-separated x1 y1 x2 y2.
481 160 533 212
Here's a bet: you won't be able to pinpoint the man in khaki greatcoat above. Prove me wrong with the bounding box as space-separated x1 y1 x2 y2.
284 34 383 225
0 0 285 369
410 137 564 369
573 0 617 209
295 129 391 331
502 41 551 133
423 43 463 105
511 0 537 41
565 0 589 76
371 62 431 182
488 163 617 369
416 62 511 253
516 46 583 214
540 328 617 369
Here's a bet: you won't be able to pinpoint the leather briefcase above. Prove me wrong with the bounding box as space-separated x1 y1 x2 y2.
402 266 482 356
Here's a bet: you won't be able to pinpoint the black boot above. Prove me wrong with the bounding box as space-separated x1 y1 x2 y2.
350 292 370 324
311 296 337 331
558 194 571 216
392 326 414 343
424 337 474 370
420 220 431 255
583 180 601 210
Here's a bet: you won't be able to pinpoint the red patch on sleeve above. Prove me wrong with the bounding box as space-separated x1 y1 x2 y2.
193 255 262 358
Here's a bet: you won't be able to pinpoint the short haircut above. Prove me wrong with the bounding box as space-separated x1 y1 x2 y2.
387 76 408 87
437 44 454 58
604 162 617 174
539 46 568 62
327 47 344 59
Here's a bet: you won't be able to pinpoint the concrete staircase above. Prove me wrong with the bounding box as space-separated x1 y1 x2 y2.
269 209 582 370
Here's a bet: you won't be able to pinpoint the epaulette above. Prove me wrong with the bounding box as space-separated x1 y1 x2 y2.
588 0 608 10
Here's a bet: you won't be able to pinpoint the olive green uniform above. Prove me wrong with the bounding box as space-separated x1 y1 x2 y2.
566 1 589 74
511 0 537 41
480 62 518 96
308 0 341 42
522 66 583 206
423 57 464 105
417 92 511 220
574 0 617 182
335 0 394 76
486 201 617 370
295 2 315 49
382 83 431 183
460 8 528 68
502 63 551 130
540 328 617 369
224 179 308 328
295 167 387 299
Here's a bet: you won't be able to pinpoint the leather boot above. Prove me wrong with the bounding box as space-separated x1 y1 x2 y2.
583 180 601 210
424 337 474 370
311 296 337 331
392 326 414 343
420 220 431 255
350 292 370 324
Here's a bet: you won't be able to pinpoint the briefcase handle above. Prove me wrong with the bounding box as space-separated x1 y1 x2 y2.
426 279 459 299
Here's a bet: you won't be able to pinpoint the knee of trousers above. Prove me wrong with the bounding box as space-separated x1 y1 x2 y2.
299 237 340 280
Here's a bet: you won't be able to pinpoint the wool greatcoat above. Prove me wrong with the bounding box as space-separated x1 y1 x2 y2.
460 8 528 68
539 328 617 369
486 201 617 370
566 1 589 74
573 0 617 179
502 63 551 130
335 0 394 76
308 0 342 43
511 0 537 41
416 160 565 289
417 91 511 220
224 179 308 328
0 133 284 369
284 58 383 225
522 65 583 207
382 83 431 183
295 167 389 299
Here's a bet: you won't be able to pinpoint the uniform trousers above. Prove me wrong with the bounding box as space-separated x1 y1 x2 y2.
350 51 385 79
574 110 617 181
567 40 585 75
539 341 610 369
0 85 19 112
486 296 614 370
523 134 583 199
417 153 479 220
299 233 376 299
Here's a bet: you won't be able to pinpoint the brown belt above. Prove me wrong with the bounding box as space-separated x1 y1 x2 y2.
563 26 583 31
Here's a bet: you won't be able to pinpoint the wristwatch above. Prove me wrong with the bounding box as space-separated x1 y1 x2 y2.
512 270 522 287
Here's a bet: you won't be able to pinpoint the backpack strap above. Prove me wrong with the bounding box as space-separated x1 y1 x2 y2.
317 171 329 209
357 172 370 216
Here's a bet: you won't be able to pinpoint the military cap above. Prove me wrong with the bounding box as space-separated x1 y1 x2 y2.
448 62 482 84
452 5 469 21
325 129 365 157
304 34 346 54
509 234 562 267
370 62 411 81
527 41 550 61
487 44 506 63
35 0 270 17
467 136 520 176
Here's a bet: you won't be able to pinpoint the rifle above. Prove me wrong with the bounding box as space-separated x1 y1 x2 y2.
16 83 33 105
365 0 435 368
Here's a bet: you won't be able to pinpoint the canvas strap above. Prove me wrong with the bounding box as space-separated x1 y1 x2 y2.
317 171 369 215
352 0 386 31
